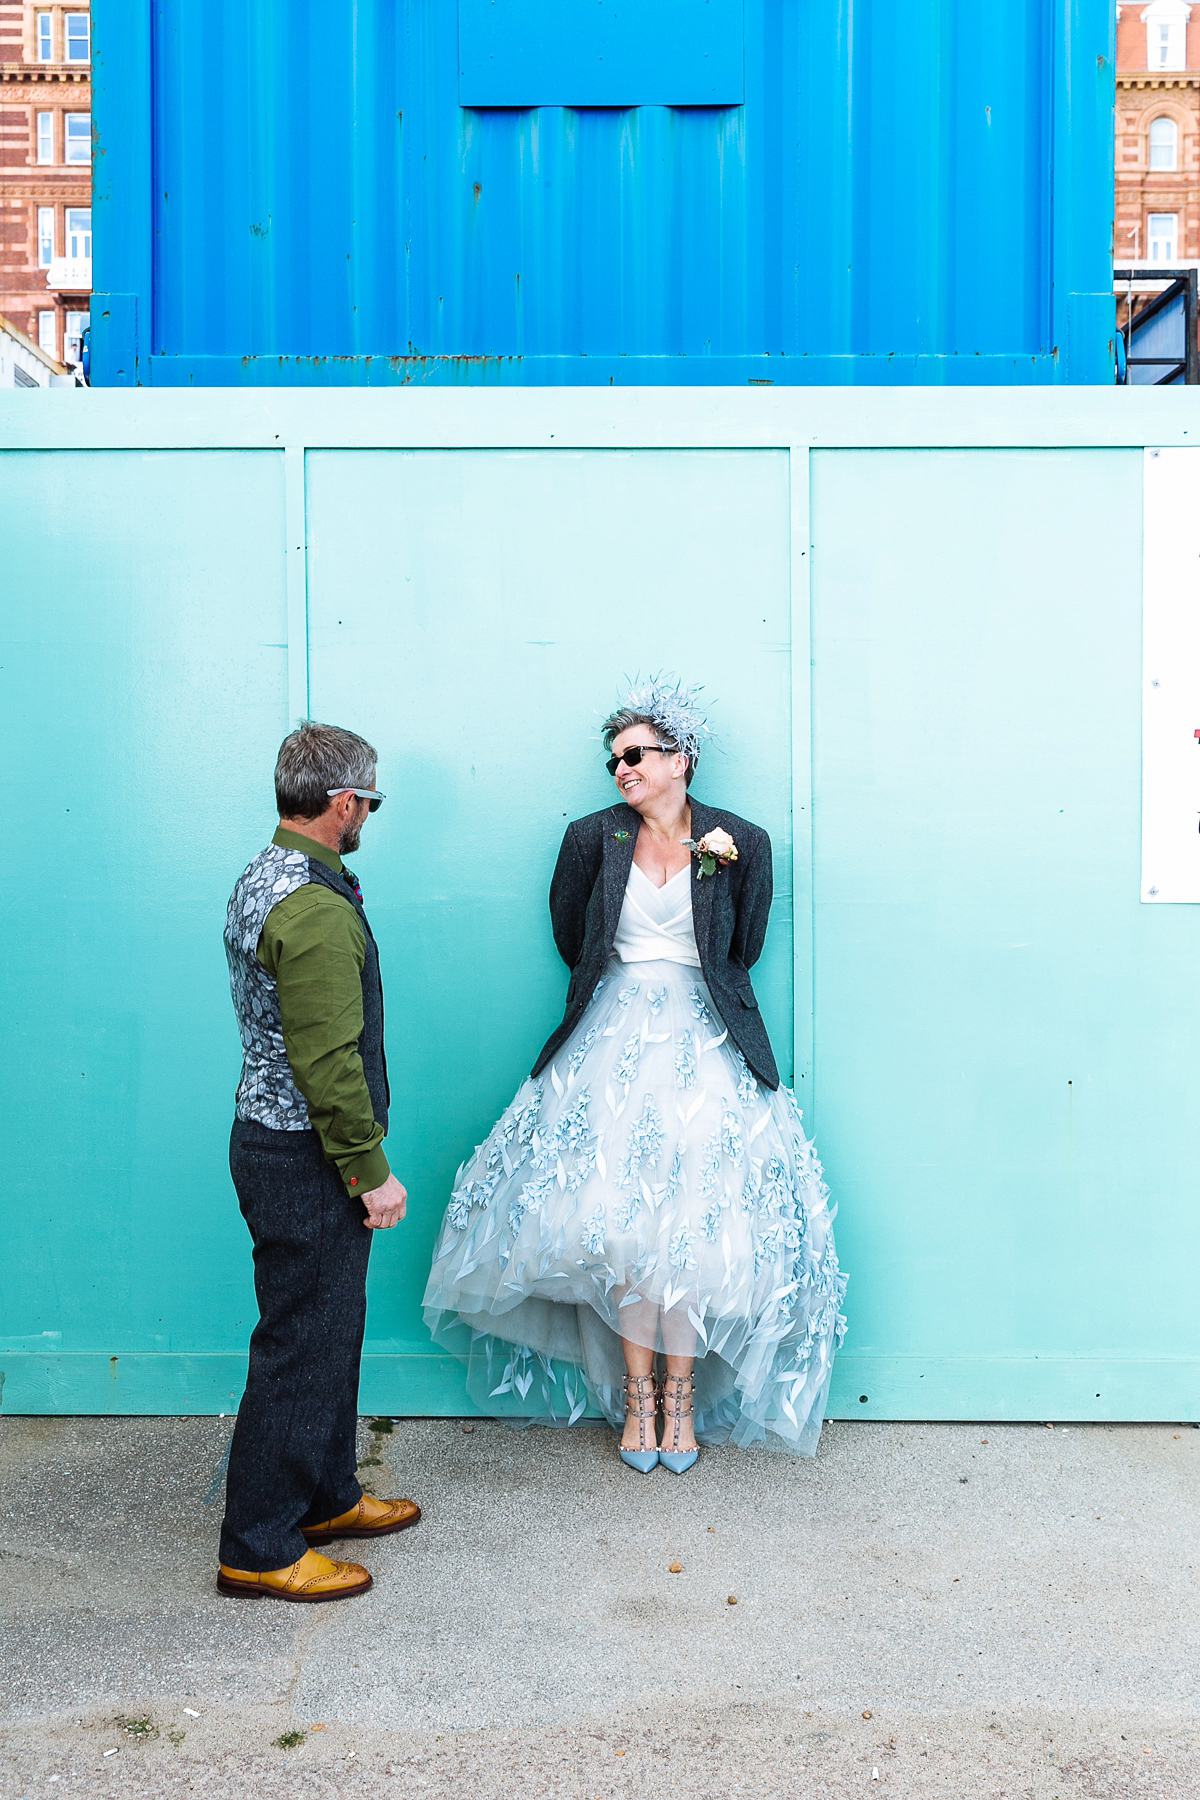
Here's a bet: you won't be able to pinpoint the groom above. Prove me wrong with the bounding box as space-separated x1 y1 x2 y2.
217 721 419 1603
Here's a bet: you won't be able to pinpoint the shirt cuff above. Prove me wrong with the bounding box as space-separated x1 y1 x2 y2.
339 1144 391 1196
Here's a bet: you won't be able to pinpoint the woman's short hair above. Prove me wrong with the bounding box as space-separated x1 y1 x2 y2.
601 707 696 788
275 720 378 819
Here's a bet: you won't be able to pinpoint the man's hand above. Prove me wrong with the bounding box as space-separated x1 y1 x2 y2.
361 1172 407 1230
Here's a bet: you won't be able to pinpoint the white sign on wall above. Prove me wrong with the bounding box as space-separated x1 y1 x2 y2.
1142 447 1200 902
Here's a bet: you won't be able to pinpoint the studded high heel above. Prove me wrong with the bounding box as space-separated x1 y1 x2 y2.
658 1372 699 1474
618 1372 660 1473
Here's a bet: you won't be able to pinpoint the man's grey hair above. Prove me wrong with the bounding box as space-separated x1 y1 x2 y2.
275 721 378 820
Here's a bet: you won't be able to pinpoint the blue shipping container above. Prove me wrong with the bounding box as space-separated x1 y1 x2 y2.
91 0 1117 387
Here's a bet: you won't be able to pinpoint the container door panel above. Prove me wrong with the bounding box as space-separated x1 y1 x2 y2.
810 448 1195 1419
0 449 287 1409
304 447 792 1399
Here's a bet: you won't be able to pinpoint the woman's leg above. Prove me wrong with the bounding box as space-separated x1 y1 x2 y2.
619 1336 658 1452
661 1354 697 1454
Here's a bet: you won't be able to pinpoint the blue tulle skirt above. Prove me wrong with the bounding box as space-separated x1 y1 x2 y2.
422 957 847 1453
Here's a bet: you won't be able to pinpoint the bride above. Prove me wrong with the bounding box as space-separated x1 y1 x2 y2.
423 677 846 1472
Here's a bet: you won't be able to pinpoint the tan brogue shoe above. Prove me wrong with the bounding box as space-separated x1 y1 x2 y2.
216 1548 372 1602
301 1493 421 1545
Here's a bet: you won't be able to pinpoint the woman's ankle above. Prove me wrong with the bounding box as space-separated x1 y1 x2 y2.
621 1371 659 1451
659 1371 696 1452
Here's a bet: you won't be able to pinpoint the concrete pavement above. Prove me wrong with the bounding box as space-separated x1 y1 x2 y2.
0 1412 1197 1796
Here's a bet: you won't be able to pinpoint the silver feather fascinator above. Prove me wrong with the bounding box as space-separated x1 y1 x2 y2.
601 673 714 770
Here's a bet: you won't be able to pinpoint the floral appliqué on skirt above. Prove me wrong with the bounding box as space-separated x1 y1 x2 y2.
423 956 847 1453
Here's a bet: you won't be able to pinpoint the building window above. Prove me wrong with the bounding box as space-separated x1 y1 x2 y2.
65 14 90 62
1149 116 1179 168
66 206 91 259
38 310 57 356
38 206 54 266
1143 0 1190 71
1148 212 1179 261
36 11 52 60
36 111 53 164
64 309 89 364
64 113 91 164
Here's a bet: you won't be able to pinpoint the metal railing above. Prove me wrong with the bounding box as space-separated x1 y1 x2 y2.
1114 268 1199 384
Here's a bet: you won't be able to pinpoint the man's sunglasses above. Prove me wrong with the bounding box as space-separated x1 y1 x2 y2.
605 744 672 777
327 786 386 813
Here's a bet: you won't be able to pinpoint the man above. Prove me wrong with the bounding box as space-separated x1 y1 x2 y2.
217 721 418 1602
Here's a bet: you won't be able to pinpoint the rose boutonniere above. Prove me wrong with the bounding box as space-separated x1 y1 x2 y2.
683 827 738 879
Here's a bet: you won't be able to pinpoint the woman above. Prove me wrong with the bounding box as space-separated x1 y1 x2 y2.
423 677 846 1470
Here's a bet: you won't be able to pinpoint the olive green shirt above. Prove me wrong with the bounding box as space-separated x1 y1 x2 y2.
257 827 391 1196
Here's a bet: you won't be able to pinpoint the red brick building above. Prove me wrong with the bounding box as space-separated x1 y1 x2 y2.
0 0 90 372
1116 0 1200 352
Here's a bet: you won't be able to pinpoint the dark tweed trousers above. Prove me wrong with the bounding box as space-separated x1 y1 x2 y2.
219 1119 372 1571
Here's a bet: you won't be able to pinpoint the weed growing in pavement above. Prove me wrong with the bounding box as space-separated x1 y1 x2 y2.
368 1417 394 1435
119 1718 157 1742
166 1729 185 1748
274 1731 306 1749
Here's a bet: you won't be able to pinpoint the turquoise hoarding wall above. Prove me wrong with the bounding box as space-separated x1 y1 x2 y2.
1 390 1197 1421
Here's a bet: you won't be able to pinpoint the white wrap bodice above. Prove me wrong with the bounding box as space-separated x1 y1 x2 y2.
612 862 701 968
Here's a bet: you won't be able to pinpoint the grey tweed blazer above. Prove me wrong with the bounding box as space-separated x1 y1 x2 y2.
532 797 780 1090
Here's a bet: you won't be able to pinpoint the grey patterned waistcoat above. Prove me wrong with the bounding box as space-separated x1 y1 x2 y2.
224 842 389 1133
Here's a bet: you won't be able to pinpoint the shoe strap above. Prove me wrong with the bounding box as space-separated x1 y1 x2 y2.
622 1372 657 1452
660 1373 696 1450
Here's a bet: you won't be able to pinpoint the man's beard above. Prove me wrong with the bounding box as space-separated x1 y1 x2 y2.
338 817 363 855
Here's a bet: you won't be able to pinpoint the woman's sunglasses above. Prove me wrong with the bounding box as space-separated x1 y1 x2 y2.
605 745 672 777
327 786 386 813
